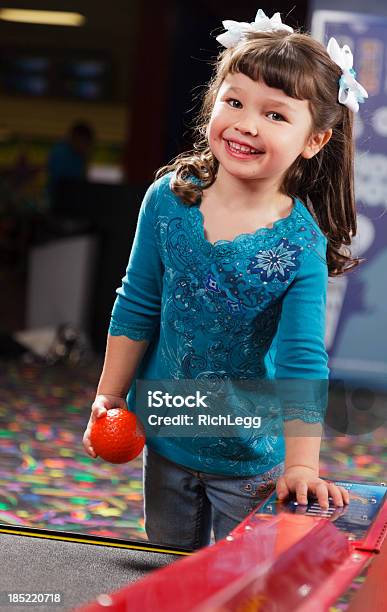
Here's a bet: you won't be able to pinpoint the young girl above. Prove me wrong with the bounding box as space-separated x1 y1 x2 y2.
83 9 367 549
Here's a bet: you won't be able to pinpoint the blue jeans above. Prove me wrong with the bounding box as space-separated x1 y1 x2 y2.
143 445 284 550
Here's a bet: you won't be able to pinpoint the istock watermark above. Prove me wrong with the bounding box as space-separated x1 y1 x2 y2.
134 378 386 439
137 379 281 438
147 390 209 408
147 413 262 429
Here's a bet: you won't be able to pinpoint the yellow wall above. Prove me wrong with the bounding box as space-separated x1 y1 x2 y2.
0 95 128 145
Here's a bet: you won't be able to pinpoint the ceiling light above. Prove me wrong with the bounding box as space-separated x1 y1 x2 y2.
0 9 85 26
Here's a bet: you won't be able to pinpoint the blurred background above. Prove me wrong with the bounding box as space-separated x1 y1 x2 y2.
0 1 386 609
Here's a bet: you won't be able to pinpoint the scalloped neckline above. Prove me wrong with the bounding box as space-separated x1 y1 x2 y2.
192 195 300 248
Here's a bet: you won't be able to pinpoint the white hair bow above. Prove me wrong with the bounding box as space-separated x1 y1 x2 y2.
216 8 294 49
326 37 368 113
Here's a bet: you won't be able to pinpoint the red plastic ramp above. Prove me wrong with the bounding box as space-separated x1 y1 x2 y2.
75 515 355 612
75 481 387 612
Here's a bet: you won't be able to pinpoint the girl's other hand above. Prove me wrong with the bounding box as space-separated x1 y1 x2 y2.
276 466 350 510
82 394 128 458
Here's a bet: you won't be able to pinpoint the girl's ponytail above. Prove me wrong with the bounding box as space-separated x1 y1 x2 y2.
284 108 364 276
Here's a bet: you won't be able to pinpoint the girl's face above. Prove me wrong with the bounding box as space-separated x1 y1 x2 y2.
207 71 322 187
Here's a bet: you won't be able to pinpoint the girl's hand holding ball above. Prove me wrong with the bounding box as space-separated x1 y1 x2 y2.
83 394 145 463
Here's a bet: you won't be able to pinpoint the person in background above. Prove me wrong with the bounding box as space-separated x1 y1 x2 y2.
46 121 95 204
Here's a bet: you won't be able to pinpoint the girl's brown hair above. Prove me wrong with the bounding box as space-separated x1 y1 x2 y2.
156 29 363 276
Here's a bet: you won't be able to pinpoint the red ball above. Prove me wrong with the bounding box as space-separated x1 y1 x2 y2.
90 409 145 464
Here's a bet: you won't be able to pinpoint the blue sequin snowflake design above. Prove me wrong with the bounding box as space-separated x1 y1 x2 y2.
248 238 303 283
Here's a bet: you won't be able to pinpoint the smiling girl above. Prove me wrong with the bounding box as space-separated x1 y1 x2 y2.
83 9 367 549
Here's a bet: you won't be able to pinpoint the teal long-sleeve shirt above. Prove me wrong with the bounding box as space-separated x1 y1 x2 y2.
109 172 329 476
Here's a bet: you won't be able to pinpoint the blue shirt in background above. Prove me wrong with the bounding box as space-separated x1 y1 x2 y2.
47 141 86 198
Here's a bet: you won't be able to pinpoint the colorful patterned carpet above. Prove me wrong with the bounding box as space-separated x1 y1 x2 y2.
0 358 144 540
0 358 386 609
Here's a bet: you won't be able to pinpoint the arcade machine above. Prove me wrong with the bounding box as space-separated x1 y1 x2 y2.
74 480 387 611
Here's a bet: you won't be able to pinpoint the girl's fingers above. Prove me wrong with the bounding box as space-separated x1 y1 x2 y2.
82 429 97 458
295 481 308 505
276 476 289 501
315 482 329 510
338 486 350 505
91 403 107 419
85 442 97 458
276 478 350 510
327 483 344 507
91 395 126 419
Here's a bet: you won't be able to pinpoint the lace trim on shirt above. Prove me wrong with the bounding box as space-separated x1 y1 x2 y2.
282 404 325 423
109 321 155 341
187 201 302 256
